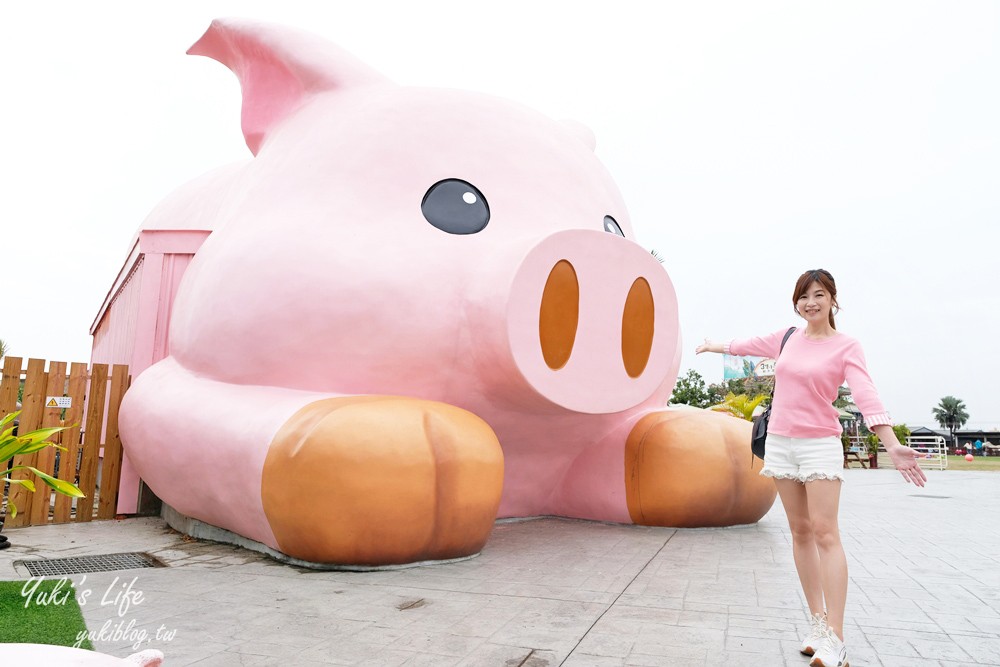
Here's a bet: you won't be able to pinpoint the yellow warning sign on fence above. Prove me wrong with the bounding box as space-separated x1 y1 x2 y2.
45 396 73 409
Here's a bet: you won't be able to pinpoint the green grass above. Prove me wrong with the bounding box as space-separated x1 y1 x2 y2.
0 578 93 649
943 454 1000 471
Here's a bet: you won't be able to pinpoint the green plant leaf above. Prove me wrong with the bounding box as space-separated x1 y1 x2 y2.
5 477 36 492
15 440 68 456
0 423 73 460
0 440 24 462
0 438 65 461
17 425 71 447
0 410 18 430
26 467 85 498
8 502 16 519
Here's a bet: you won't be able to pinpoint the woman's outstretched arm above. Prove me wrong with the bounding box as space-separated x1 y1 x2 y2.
695 339 727 354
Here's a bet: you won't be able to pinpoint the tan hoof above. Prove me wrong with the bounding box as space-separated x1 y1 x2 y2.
625 408 776 527
262 396 504 565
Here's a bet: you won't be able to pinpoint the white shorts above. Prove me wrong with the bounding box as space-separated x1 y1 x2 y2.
760 433 845 483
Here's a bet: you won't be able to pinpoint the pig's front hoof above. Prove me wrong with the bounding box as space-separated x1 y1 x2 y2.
261 396 504 566
625 408 776 527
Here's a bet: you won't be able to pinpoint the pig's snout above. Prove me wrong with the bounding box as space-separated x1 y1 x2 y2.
508 230 680 414
539 262 655 379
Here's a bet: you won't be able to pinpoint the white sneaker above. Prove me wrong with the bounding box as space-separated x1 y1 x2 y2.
800 612 827 656
809 627 849 667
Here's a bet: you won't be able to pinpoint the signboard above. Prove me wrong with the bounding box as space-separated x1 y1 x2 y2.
45 396 72 409
723 354 777 379
752 358 777 377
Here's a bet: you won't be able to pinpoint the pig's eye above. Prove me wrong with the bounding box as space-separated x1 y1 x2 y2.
422 179 490 235
604 215 625 237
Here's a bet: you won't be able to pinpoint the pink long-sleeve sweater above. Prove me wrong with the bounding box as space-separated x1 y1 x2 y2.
727 328 892 438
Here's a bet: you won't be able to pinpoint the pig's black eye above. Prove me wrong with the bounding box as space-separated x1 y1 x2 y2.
421 179 490 234
604 215 625 237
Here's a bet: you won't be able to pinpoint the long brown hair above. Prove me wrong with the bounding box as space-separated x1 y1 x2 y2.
793 269 839 329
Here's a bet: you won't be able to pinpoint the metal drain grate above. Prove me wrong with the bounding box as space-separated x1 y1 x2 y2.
910 495 951 499
17 552 164 577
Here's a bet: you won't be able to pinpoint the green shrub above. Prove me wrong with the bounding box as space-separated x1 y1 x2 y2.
1 411 84 519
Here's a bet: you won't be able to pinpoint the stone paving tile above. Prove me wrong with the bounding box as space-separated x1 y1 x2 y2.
562 654 628 666
570 629 637 658
2 470 1000 665
625 643 709 663
880 657 944 667
623 655 705 667
729 602 805 621
455 643 555 666
297 637 435 665
352 649 421 667
723 633 783 653
727 616 801 642
971 618 1000 635
676 610 729 630
846 645 886 667
911 637 975 662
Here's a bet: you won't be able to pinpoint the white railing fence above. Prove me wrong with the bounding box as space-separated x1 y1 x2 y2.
899 435 948 470
842 434 948 471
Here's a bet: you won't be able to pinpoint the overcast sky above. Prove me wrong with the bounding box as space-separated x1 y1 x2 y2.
2 2 997 430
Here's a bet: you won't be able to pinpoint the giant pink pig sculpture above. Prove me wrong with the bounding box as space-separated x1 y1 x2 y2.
119 19 776 568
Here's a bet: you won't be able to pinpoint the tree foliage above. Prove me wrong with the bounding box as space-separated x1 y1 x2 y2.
672 368 782 410
669 369 714 408
862 423 911 455
708 376 775 406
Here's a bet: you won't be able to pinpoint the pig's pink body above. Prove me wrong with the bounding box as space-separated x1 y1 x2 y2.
0 645 162 666
119 19 705 566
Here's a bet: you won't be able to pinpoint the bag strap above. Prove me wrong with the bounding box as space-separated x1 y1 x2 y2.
778 326 796 356
751 327 797 468
768 327 796 399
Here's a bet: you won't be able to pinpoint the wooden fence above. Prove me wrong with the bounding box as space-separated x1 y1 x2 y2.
1 357 130 528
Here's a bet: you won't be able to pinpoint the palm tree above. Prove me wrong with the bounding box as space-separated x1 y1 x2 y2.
0 338 7 359
933 396 969 447
711 393 768 421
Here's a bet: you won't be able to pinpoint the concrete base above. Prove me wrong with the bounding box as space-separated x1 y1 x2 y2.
1 471 995 665
159 504 479 571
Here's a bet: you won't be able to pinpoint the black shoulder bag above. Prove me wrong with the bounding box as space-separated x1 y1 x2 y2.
750 327 796 461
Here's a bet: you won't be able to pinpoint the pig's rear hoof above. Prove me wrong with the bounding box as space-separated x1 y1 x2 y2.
625 408 777 527
262 396 504 566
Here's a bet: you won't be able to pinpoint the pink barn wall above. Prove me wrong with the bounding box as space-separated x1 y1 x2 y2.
91 258 144 366
91 229 210 513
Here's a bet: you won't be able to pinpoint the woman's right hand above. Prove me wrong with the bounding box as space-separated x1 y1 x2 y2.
695 338 718 354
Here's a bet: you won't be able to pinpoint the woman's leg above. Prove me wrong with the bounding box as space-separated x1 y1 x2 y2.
804 479 847 639
773 478 824 616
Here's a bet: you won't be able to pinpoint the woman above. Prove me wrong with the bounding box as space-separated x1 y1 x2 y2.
696 269 927 667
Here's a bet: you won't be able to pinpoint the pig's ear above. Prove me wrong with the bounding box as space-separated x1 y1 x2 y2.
559 119 597 152
188 18 390 155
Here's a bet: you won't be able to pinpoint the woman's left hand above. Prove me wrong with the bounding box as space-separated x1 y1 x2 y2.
886 443 928 487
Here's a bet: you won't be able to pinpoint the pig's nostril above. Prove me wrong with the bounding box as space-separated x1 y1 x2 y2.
622 277 654 378
539 260 580 370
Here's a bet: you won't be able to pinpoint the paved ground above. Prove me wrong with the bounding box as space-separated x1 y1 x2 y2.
2 469 999 666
